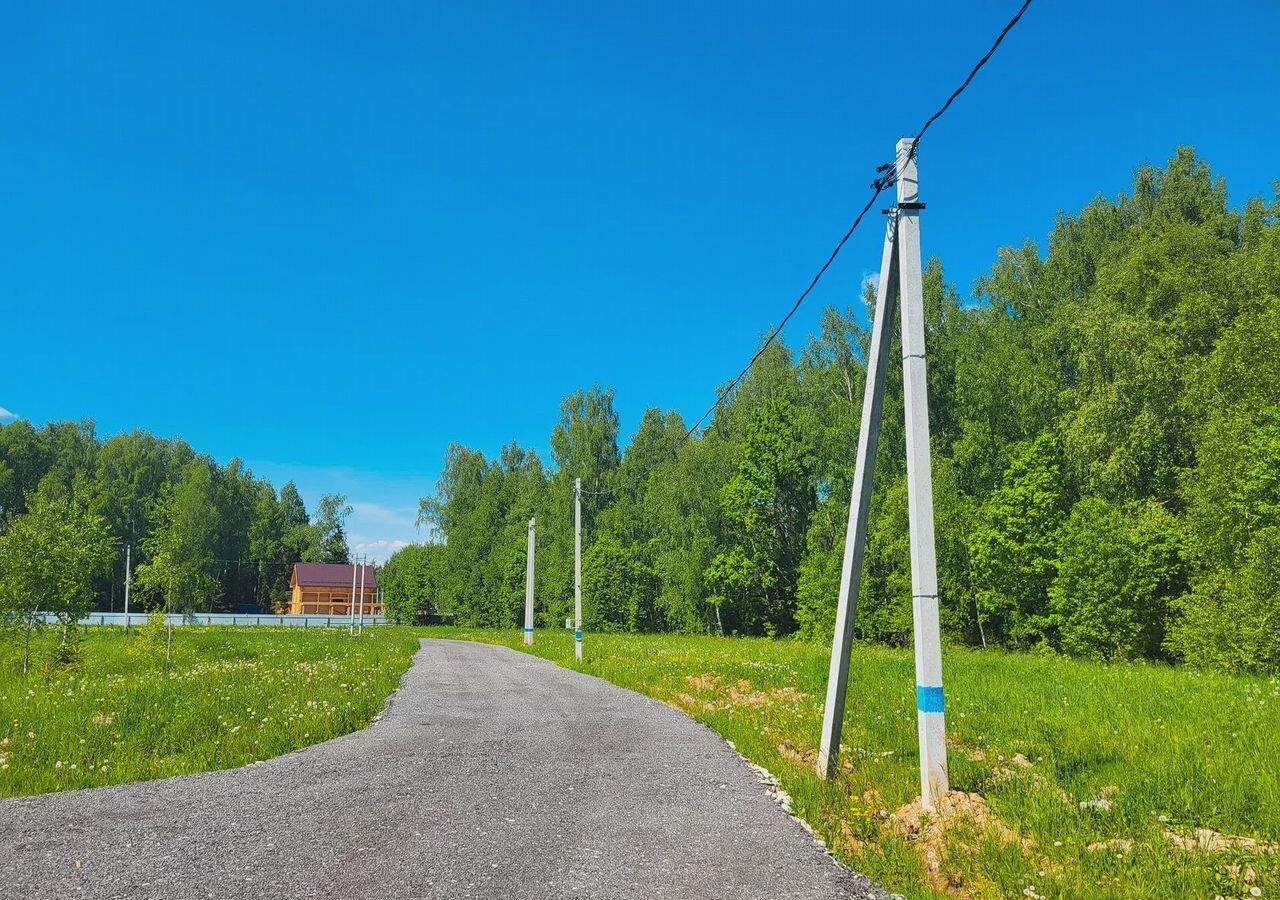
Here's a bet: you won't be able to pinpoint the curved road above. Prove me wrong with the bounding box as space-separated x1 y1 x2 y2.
1 640 885 899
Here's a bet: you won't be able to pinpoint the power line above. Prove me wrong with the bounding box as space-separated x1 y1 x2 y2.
582 0 1034 498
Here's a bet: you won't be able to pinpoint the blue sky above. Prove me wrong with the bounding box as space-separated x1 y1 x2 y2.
3 1 1278 561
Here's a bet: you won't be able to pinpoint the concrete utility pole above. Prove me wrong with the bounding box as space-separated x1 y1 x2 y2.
123 545 132 631
357 559 367 635
524 518 536 645
349 558 359 635
817 204 900 782
574 478 583 662
818 139 949 809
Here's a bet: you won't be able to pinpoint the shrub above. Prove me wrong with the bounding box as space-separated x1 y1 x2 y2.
128 609 170 663
1048 498 1183 660
1167 526 1280 674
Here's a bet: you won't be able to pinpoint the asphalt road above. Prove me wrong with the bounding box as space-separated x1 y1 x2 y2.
1 639 886 899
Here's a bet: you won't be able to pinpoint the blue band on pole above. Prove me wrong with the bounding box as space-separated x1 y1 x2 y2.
523 627 534 634
575 631 583 641
916 685 945 713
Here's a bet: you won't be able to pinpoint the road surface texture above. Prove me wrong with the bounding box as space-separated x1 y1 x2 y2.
1 639 887 900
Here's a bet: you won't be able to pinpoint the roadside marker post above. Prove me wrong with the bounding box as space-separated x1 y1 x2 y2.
574 478 583 662
818 139 950 809
524 517 536 645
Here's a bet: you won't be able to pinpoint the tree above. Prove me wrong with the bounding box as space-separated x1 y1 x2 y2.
248 486 289 611
0 489 112 672
1049 498 1183 660
705 393 813 636
135 460 221 616
1167 527 1280 674
582 535 659 632
313 494 352 564
967 434 1070 648
381 543 449 624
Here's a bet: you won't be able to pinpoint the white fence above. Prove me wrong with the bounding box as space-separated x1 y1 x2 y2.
40 612 390 628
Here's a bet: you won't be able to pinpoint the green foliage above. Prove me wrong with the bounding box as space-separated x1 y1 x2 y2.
582 534 659 632
312 493 352 564
128 608 170 662
1167 527 1280 674
968 435 1070 648
381 543 449 624
0 488 113 636
706 392 813 636
134 460 222 615
1049 498 1183 660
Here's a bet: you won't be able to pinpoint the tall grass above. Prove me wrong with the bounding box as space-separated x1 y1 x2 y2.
432 628 1280 899
0 627 418 798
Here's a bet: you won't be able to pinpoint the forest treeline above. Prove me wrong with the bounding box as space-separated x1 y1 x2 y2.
384 150 1280 674
0 425 353 630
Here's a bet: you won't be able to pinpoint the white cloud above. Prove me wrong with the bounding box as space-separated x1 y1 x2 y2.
0 407 17 422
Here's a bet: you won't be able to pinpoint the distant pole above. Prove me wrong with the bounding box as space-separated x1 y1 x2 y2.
574 478 583 662
357 558 366 635
817 139 948 810
349 558 359 635
166 574 174 670
123 545 132 632
896 138 949 807
524 518 536 645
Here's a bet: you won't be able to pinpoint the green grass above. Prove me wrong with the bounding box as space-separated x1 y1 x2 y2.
427 627 1280 900
0 627 419 798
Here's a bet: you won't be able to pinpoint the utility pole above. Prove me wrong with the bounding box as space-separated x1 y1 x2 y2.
357 558 367 635
349 557 359 635
524 518 536 645
818 138 949 809
123 545 132 631
818 202 899 782
166 573 174 670
897 138 949 807
574 478 583 662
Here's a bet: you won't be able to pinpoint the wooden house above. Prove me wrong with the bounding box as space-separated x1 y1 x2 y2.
289 563 380 616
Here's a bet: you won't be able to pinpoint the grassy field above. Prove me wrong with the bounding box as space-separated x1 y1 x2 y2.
0 626 419 798
429 627 1280 900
